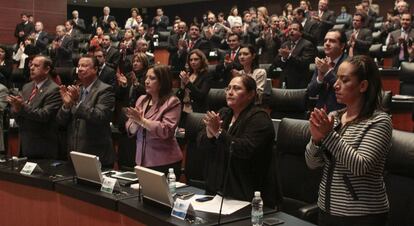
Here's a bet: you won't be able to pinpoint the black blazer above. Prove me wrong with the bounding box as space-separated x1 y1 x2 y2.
105 46 121 69
198 104 275 204
34 31 49 54
73 18 86 33
273 38 316 89
99 15 116 32
303 19 319 45
346 28 373 56
316 10 336 45
51 35 74 67
98 64 116 87
176 70 211 113
215 48 243 86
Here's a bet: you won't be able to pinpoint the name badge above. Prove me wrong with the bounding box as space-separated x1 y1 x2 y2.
101 176 118 194
20 162 43 175
171 198 191 220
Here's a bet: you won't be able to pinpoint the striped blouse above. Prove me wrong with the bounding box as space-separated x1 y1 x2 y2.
305 110 392 216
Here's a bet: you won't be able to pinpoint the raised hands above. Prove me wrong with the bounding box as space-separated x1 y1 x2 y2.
203 111 222 138
309 108 334 144
59 85 80 109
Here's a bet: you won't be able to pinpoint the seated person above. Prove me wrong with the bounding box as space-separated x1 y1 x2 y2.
198 75 275 204
125 65 183 176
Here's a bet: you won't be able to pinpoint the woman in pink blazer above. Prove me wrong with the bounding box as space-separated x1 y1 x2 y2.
125 64 183 176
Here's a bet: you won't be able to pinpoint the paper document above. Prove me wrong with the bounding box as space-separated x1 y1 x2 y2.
190 195 250 215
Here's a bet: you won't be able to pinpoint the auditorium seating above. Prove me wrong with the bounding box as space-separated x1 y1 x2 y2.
269 88 309 120
385 129 414 226
275 118 321 223
399 62 414 96
206 88 227 111
55 67 76 85
183 112 206 188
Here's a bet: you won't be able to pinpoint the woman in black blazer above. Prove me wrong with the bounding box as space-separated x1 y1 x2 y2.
176 49 211 125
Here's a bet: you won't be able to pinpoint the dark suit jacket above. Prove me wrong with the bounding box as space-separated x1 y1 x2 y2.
51 35 74 67
307 53 347 113
73 18 86 33
67 29 81 50
346 28 373 56
99 15 116 32
171 38 211 73
34 31 49 54
316 10 336 45
273 38 316 89
14 22 35 43
14 79 62 159
151 15 169 33
98 64 116 87
303 19 319 45
176 70 212 113
257 30 282 64
215 48 243 87
104 46 121 69
202 23 227 49
57 79 115 166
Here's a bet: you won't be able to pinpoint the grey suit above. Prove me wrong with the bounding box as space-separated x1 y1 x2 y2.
387 28 414 67
51 35 74 67
14 79 62 159
346 28 373 56
57 79 115 166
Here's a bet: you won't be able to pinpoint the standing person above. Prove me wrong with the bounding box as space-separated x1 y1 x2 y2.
346 12 373 56
151 8 169 33
272 22 315 89
306 55 392 226
99 6 116 32
71 10 86 33
0 46 13 87
307 29 347 113
215 33 243 87
386 13 414 67
89 16 98 35
14 13 35 45
57 56 115 167
50 25 73 67
198 75 275 204
227 6 242 28
125 65 183 176
31 21 49 55
125 8 140 30
313 0 336 45
177 49 211 115
7 56 62 159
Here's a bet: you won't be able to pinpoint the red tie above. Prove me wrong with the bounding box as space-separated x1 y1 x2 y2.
188 40 194 50
28 85 38 103
231 51 236 60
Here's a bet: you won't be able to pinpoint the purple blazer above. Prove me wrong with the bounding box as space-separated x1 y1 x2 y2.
126 95 183 167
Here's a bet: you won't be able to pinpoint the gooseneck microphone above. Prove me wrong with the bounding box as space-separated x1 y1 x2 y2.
217 141 234 225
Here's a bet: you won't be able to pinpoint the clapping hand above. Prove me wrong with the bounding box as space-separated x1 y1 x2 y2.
279 46 291 59
116 72 128 87
7 95 24 112
309 108 334 144
124 106 145 126
203 111 222 138
179 71 190 86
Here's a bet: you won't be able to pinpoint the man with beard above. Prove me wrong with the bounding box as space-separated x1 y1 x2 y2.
202 12 227 49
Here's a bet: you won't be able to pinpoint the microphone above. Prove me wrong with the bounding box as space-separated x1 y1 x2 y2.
217 141 234 225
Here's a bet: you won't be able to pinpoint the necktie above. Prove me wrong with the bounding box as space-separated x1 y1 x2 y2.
231 51 236 60
80 89 89 103
189 40 194 50
28 85 38 103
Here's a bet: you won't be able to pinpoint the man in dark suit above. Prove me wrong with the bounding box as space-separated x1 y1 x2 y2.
312 0 336 45
7 56 62 159
14 13 35 44
202 12 227 49
257 15 283 64
57 56 115 167
307 29 347 113
168 21 188 71
241 10 260 46
293 7 319 45
346 12 373 56
65 20 81 51
215 33 243 87
387 13 414 67
272 22 316 89
135 38 155 65
94 49 116 87
99 6 116 33
50 25 74 67
151 8 169 33
101 35 120 69
31 21 49 55
71 10 86 33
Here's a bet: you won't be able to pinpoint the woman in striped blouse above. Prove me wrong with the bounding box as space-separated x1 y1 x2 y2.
305 55 392 226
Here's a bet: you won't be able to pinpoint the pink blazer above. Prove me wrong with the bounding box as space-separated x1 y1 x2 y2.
126 95 183 167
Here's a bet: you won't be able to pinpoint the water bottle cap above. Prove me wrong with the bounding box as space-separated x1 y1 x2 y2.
254 191 260 197
168 168 174 173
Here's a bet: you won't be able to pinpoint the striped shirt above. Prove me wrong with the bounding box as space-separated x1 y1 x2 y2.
305 110 392 216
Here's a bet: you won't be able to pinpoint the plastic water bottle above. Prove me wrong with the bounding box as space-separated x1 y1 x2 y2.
167 168 176 196
251 191 263 226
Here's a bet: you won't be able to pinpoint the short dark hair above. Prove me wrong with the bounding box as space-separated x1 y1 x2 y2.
290 21 304 32
130 8 139 14
344 55 383 119
227 32 241 41
79 56 99 70
354 12 366 23
327 28 347 45
229 75 257 104
294 7 305 17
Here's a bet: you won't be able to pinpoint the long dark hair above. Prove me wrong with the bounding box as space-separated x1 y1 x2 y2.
147 64 173 107
345 55 383 119
239 44 259 71
187 49 208 75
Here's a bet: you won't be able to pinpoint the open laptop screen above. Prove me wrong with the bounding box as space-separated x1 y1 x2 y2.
70 151 103 185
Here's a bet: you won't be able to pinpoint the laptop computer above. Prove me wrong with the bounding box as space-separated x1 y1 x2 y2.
70 151 103 185
134 166 174 209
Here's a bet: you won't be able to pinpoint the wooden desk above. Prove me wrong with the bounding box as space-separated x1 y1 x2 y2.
154 48 169 65
391 99 414 132
380 68 400 95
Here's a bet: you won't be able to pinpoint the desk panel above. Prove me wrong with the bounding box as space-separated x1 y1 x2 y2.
0 180 59 226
